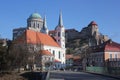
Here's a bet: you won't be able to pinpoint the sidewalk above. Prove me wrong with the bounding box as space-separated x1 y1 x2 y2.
85 71 120 79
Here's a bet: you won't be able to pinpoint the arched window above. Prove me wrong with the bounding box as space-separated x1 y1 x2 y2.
38 24 39 28
59 51 61 59
53 50 55 56
58 32 60 37
33 23 35 28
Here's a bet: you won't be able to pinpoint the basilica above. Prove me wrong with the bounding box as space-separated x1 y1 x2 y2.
13 12 66 70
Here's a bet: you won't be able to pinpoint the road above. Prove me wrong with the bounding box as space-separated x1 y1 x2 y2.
49 71 118 80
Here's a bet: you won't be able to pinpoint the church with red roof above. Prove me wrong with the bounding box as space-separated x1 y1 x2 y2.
13 12 66 71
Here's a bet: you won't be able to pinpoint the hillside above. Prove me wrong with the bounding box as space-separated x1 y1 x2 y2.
65 21 109 55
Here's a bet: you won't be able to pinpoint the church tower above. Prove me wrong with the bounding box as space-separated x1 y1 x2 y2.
27 12 43 32
55 11 65 48
41 15 49 34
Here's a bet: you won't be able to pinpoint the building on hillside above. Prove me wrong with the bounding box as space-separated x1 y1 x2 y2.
80 21 109 46
66 54 73 68
0 38 11 47
13 27 26 40
12 12 66 71
85 40 120 67
66 54 82 70
0 39 7 46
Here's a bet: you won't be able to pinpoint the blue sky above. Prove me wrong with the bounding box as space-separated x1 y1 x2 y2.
0 0 120 43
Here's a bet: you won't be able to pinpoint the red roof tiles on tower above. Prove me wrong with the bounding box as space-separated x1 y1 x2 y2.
88 21 98 26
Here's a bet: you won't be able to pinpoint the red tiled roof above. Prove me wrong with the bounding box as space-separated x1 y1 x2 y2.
91 40 120 52
54 59 61 62
66 54 81 60
105 40 120 52
88 21 98 26
66 54 73 59
73 56 80 60
40 50 53 56
26 30 60 47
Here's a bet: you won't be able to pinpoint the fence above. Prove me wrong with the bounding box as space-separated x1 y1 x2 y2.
86 67 107 74
86 66 120 75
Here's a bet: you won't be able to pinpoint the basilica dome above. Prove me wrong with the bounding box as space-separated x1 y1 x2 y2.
29 12 41 19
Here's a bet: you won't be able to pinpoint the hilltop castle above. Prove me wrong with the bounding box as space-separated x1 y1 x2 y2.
80 21 109 46
65 21 109 47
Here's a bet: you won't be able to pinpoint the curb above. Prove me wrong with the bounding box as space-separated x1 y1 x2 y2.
85 71 120 79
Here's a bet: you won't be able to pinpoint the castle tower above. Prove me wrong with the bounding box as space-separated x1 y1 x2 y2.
27 12 43 32
88 21 99 36
88 21 99 46
41 15 49 34
55 11 65 48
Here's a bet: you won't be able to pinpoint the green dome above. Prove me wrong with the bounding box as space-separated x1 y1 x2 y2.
29 13 41 19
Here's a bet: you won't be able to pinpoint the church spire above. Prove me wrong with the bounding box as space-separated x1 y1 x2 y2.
58 11 63 27
42 15 48 34
43 15 47 30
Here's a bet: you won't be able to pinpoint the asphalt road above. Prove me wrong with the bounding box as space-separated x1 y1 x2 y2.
49 71 119 80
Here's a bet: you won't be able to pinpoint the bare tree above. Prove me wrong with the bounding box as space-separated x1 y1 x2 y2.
8 43 30 72
0 43 8 71
81 46 92 71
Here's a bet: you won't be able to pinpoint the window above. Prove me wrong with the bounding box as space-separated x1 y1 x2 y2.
52 57 54 61
58 32 60 37
59 51 61 59
38 24 39 28
115 54 117 58
49 57 50 60
110 54 112 58
53 50 55 56
109 54 112 60
34 23 35 28
58 39 60 42
63 44 64 47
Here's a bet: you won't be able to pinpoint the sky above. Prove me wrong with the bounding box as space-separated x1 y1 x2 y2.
0 0 120 43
